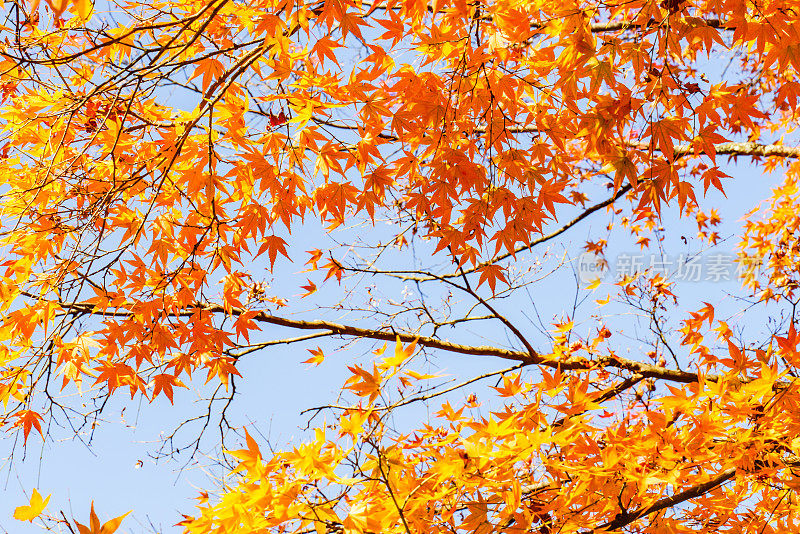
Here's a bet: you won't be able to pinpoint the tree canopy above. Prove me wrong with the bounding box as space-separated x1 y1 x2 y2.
3 0 800 532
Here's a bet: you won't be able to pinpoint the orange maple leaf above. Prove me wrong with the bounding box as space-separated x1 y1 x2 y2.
74 503 130 534
12 410 43 445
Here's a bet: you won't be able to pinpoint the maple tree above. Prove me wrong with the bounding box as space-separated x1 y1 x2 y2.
4 0 800 531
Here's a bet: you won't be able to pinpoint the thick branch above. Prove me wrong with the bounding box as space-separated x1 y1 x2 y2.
635 141 800 159
205 305 535 362
687 142 800 158
585 18 728 33
48 293 709 383
598 468 737 531
204 305 704 383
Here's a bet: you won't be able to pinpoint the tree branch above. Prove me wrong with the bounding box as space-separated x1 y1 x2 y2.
40 292 711 384
638 141 800 159
203 305 705 383
585 18 729 33
597 468 737 531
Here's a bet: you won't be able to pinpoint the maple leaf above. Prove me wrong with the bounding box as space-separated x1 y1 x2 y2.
554 320 574 333
344 364 382 404
149 373 187 404
73 0 93 20
305 249 324 271
227 428 262 471
585 278 602 290
300 279 317 297
74 503 130 534
14 488 50 522
204 356 242 389
379 337 417 370
44 0 69 18
303 347 325 366
322 258 344 283
268 111 287 128
477 264 508 293
312 35 341 67
12 410 44 445
493 373 524 397
187 58 224 93
697 302 715 326
595 294 611 305
234 310 262 343
257 235 290 270
403 369 439 381
701 167 729 195
647 117 689 161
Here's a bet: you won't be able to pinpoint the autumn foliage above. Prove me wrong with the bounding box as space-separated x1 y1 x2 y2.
4 0 800 531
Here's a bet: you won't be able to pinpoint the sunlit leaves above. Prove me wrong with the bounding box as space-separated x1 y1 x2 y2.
5 0 800 532
740 164 800 300
227 428 262 473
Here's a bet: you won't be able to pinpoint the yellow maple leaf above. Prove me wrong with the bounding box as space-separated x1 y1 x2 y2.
14 488 50 522
585 278 602 290
44 0 69 18
595 294 611 306
554 320 574 333
302 346 325 366
380 337 417 369
73 0 92 20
